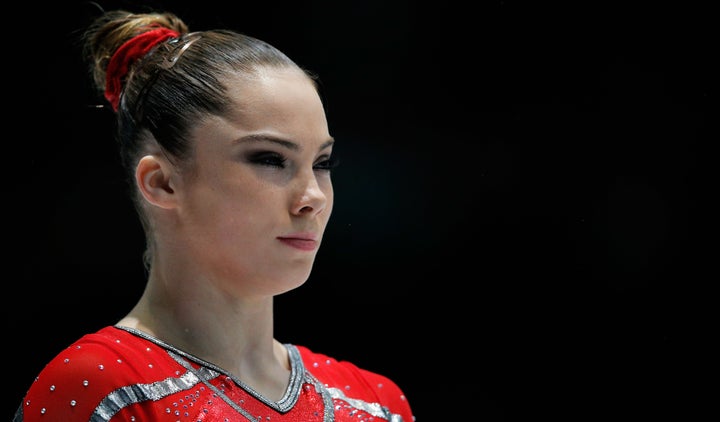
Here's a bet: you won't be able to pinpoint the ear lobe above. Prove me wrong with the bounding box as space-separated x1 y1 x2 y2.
136 155 177 209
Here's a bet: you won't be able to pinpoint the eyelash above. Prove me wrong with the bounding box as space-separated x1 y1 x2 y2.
247 152 339 171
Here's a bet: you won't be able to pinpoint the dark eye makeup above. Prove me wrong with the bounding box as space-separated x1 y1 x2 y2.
314 156 340 171
245 150 339 172
246 151 287 168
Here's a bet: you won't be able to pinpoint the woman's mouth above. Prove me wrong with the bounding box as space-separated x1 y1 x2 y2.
277 236 317 251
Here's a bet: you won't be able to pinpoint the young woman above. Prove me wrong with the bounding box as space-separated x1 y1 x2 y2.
14 8 414 422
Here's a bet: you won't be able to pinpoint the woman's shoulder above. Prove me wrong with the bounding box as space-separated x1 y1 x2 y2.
28 325 182 384
17 326 182 421
39 326 172 372
293 344 414 420
294 344 390 385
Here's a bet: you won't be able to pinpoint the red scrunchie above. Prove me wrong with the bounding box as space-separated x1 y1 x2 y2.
104 27 180 111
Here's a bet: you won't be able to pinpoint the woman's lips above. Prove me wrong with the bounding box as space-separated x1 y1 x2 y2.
277 237 318 251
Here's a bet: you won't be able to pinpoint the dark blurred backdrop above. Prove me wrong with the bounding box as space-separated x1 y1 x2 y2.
5 0 714 420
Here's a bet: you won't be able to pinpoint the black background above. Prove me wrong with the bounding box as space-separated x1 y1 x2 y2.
5 0 714 420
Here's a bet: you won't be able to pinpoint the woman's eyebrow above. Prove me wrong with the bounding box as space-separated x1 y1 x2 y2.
234 134 298 150
319 138 335 151
234 134 335 152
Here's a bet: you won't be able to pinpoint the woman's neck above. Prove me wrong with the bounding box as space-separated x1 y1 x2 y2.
116 272 291 400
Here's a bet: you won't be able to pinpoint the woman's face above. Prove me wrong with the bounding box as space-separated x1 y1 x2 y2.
173 67 334 297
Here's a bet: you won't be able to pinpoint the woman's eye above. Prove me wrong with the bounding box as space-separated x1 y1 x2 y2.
247 152 286 168
314 156 340 171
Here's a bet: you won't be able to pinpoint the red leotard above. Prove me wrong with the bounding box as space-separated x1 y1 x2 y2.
15 326 414 421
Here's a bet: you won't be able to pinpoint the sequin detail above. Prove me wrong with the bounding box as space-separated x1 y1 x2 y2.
91 368 206 420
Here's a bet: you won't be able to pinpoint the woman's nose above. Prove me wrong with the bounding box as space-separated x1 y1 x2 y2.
291 171 328 216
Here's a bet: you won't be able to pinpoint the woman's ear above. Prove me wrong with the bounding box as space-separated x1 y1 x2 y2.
135 155 178 209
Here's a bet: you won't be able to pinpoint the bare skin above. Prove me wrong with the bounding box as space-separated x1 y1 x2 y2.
116 66 334 402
